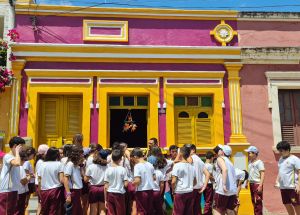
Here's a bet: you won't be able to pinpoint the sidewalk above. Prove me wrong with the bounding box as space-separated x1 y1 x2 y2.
27 196 38 215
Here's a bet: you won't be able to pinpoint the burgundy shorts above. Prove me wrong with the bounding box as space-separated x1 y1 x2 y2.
28 183 36 194
173 192 194 215
126 182 136 201
213 193 236 212
135 190 154 215
40 187 64 215
70 189 83 215
0 191 18 215
15 192 28 215
280 189 300 205
88 185 104 203
82 180 89 195
107 192 126 215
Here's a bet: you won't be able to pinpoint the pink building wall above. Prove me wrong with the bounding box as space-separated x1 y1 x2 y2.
238 21 300 47
241 64 300 213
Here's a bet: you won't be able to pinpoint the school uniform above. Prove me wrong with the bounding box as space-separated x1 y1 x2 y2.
172 162 196 215
158 159 173 202
85 163 107 203
134 162 155 215
278 155 300 206
64 161 83 215
35 159 44 203
213 156 237 213
191 154 206 215
104 165 128 215
234 168 246 208
124 160 135 215
38 161 64 215
249 159 265 215
23 161 35 194
203 162 214 215
15 166 29 215
153 169 164 215
0 154 20 215
86 156 94 167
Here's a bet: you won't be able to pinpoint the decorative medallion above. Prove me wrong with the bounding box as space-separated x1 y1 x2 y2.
210 20 238 46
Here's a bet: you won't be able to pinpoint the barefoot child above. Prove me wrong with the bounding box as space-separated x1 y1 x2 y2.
104 149 128 215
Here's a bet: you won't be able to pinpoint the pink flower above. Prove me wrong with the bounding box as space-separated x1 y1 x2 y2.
9 53 16 61
7 29 20 42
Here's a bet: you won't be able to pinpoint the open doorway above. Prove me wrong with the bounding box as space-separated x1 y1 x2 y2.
110 109 147 148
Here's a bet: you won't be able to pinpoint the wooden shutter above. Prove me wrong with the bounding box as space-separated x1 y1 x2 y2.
177 118 193 146
281 125 295 146
195 118 212 146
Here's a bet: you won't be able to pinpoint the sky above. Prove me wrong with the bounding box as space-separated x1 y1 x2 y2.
35 0 300 12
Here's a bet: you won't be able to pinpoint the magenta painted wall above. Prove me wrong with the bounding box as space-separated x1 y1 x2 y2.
90 77 98 144
238 21 300 47
240 64 300 213
15 15 238 46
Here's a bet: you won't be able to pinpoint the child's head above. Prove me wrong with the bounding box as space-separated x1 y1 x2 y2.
131 147 144 163
63 144 73 158
205 151 214 162
19 149 28 163
59 147 64 159
9 136 25 154
217 144 232 157
213 145 221 156
185 144 196 154
150 146 162 157
245 146 259 161
25 147 36 160
111 149 123 164
45 147 60 162
89 143 102 154
276 141 291 157
112 142 121 150
119 142 128 153
68 145 84 166
169 145 178 160
180 145 191 160
93 149 109 166
72 133 83 147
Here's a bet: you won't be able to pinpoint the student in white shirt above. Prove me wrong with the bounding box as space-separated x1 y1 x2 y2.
64 145 84 215
23 147 36 196
126 151 137 215
16 150 30 215
171 145 197 215
203 151 215 215
187 144 210 215
234 168 249 214
148 155 164 215
132 147 155 215
104 149 128 215
276 141 300 215
213 144 237 215
38 147 64 215
61 144 73 166
245 145 265 215
86 144 102 167
84 149 108 215
0 136 25 215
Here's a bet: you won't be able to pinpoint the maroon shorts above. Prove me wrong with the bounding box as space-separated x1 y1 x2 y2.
203 184 214 215
40 187 64 215
250 183 263 215
15 192 28 215
153 191 164 215
70 189 83 215
107 192 126 215
173 192 194 215
88 185 104 203
135 190 154 215
28 183 35 194
280 189 300 206
0 191 18 215
213 193 236 212
192 189 202 215
82 180 89 195
126 182 136 201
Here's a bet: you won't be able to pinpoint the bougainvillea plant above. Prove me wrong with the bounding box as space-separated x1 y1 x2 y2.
0 29 19 92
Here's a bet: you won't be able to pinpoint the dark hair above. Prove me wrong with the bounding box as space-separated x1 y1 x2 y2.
9 136 25 148
150 147 167 169
19 149 28 161
213 145 221 154
131 147 144 158
149 138 158 146
93 149 108 166
26 147 36 157
90 144 102 153
112 149 123 162
169 145 178 151
206 151 214 159
63 144 73 157
68 145 83 166
180 146 191 160
276 141 291 152
45 147 59 162
112 142 121 150
243 170 249 181
151 146 162 157
185 144 196 152
72 134 83 147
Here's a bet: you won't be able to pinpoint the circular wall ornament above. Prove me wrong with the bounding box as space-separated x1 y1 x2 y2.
210 20 237 46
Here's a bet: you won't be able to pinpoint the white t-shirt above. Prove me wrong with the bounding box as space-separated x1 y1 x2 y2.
86 156 94 167
64 161 83 189
191 154 206 189
38 161 64 190
159 159 173 181
104 166 128 194
134 162 155 191
166 159 174 181
172 162 196 194
85 163 107 186
35 159 44 185
278 155 300 189
0 154 20 193
23 161 35 184
17 166 29 194
204 163 213 184
153 169 164 192
248 160 265 184
235 168 245 182
61 157 68 165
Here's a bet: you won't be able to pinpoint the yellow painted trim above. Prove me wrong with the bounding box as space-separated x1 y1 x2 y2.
165 84 224 148
210 20 238 46
98 84 159 149
27 82 93 148
83 20 128 42
15 4 238 21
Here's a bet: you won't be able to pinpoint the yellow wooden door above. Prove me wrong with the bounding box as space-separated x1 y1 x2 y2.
39 95 82 148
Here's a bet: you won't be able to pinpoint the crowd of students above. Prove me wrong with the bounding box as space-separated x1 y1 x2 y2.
0 135 299 215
